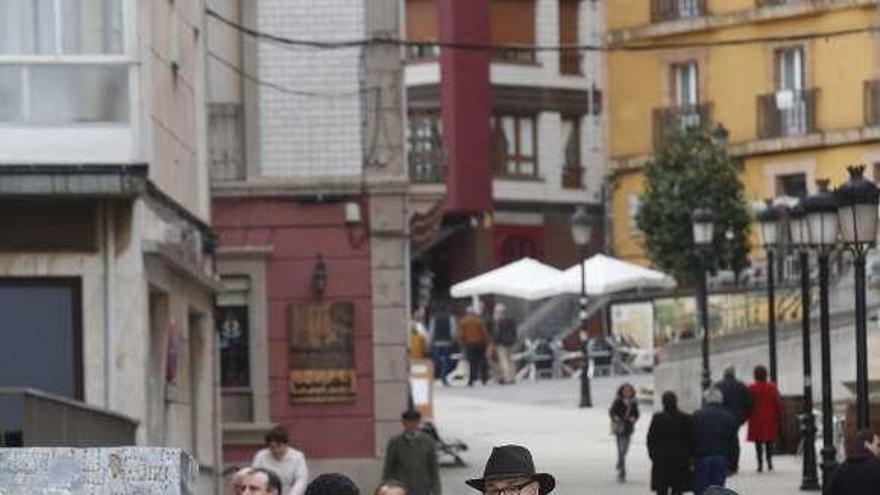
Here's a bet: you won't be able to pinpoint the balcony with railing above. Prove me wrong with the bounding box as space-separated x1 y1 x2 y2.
0 388 138 447
756 0 791 6
757 89 819 139
407 113 445 184
864 80 880 127
651 0 707 23
652 103 712 150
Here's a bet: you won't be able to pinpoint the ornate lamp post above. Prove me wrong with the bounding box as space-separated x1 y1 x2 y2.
692 207 714 391
804 179 839 485
571 206 593 408
756 200 781 384
790 200 820 491
834 165 879 430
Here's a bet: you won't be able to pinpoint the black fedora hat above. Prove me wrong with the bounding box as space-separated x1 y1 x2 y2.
466 445 555 495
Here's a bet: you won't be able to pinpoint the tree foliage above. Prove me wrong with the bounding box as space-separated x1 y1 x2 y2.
635 126 751 287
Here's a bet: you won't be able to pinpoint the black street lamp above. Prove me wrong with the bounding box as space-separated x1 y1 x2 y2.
790 200 821 491
692 207 714 391
757 200 781 384
834 165 879 430
804 179 839 485
571 205 593 408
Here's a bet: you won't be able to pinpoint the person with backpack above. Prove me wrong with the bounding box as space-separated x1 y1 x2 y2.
427 303 456 385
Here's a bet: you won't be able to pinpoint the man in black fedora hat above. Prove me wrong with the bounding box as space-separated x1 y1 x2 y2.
466 445 555 495
382 409 440 495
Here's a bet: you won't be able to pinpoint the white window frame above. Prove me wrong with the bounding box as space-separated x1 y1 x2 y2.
778 47 804 91
674 62 699 107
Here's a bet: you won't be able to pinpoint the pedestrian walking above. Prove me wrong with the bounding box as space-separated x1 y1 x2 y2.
609 382 640 482
410 308 429 360
428 303 456 385
715 365 753 474
382 410 441 495
458 306 491 386
822 429 880 495
691 387 738 495
492 303 517 384
746 365 781 472
647 391 693 495
305 474 360 495
465 444 556 495
252 426 309 495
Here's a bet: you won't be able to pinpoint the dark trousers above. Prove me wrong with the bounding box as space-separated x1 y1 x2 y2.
431 344 453 382
755 442 774 470
615 433 631 473
466 344 488 385
656 487 683 495
694 454 728 495
729 434 740 472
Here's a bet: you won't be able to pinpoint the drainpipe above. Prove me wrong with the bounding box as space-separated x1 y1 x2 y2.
103 200 116 410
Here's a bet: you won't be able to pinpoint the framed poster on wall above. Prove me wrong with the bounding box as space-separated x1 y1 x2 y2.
288 301 356 402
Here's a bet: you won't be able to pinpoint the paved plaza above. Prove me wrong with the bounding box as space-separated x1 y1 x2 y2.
433 376 810 495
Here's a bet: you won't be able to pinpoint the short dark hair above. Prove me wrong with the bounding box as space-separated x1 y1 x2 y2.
264 425 290 445
250 468 282 495
753 365 768 382
847 429 878 458
305 473 360 495
375 480 408 495
661 391 678 412
401 409 421 421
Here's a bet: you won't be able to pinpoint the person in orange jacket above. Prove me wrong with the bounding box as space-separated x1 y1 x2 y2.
458 306 491 386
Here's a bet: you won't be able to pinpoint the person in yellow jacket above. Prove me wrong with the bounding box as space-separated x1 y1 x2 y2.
410 307 429 360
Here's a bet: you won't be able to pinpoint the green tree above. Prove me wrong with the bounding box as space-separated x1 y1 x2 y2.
635 126 751 286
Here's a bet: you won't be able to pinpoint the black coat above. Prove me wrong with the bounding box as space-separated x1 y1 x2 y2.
647 410 693 491
716 375 753 424
609 398 640 436
691 404 738 458
823 457 880 495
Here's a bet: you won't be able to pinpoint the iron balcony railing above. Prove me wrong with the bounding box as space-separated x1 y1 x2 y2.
562 167 584 189
652 103 712 150
864 80 880 126
651 0 707 22
0 388 138 447
756 0 790 7
757 88 819 139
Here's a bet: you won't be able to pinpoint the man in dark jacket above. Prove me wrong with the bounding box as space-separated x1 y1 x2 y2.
428 304 456 385
691 387 738 495
823 429 880 495
383 410 441 495
715 365 753 473
647 391 693 495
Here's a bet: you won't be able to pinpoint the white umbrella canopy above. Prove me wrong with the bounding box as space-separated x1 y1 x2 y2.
449 257 564 300
532 253 677 298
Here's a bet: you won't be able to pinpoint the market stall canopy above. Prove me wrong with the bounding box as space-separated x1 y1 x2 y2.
449 257 563 300
531 253 677 298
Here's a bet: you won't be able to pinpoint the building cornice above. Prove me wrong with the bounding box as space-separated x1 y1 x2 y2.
211 174 409 198
610 125 880 178
608 0 876 44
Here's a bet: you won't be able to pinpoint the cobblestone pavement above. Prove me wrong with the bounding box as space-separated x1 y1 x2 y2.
433 376 811 495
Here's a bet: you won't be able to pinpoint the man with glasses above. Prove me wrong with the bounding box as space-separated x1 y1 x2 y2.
465 445 555 495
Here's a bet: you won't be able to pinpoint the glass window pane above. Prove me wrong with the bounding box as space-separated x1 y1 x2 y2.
0 67 24 122
0 0 56 54
521 160 534 176
520 117 534 156
30 66 129 124
62 0 124 54
502 116 516 154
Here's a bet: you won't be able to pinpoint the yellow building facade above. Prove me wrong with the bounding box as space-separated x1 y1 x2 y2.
607 0 880 264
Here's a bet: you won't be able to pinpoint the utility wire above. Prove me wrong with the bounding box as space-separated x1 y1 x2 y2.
207 7 879 53
208 51 370 98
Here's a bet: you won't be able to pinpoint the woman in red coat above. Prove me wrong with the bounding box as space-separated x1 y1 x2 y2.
746 365 782 472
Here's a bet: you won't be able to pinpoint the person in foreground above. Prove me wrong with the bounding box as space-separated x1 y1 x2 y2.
382 409 441 495
466 444 555 495
375 481 408 495
252 426 309 495
647 391 693 495
243 468 283 495
823 428 880 495
609 382 640 482
715 365 753 474
691 387 737 495
305 473 360 495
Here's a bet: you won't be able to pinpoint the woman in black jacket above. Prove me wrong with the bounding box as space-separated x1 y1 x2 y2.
609 382 640 482
647 391 693 495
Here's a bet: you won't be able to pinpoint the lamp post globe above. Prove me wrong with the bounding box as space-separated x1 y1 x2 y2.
803 179 839 486
691 207 714 391
756 200 781 384
834 165 880 431
571 206 593 408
